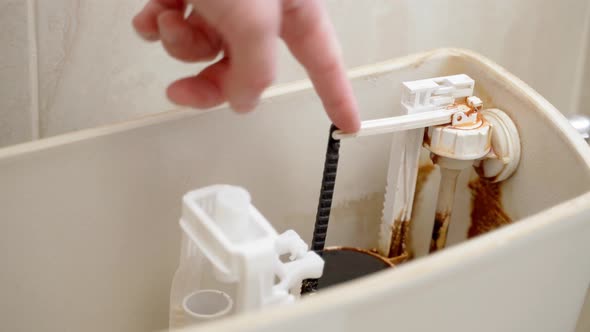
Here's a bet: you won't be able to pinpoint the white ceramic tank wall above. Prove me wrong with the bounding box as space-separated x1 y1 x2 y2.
1 0 590 147
198 192 590 332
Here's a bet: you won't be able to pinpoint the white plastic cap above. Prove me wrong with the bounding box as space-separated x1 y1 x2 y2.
425 119 492 160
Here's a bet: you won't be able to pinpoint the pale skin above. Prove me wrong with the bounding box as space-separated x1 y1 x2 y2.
133 0 360 132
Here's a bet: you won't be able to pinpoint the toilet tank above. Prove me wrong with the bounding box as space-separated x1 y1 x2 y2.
0 49 589 332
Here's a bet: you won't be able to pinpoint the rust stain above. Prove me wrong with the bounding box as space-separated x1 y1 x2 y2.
429 211 450 252
468 177 512 238
388 163 435 262
308 163 439 269
465 106 478 117
430 153 439 165
389 252 410 265
423 128 431 146
388 217 407 258
416 164 436 197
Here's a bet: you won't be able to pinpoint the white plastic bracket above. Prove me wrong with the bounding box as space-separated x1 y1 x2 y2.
180 185 324 313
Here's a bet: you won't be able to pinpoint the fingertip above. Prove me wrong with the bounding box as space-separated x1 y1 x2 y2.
157 10 186 43
132 4 161 41
337 117 361 133
327 104 361 133
339 115 361 133
135 29 160 42
167 76 224 109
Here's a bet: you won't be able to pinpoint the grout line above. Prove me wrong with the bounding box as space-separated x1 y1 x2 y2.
571 1 590 116
26 0 40 140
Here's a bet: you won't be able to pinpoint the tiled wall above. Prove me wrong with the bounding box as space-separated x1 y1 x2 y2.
0 1 34 147
580 20 590 116
583 56 590 115
2 0 590 147
34 0 198 137
576 11 590 330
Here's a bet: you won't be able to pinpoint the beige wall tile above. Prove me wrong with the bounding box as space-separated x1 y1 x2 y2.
0 0 34 147
35 0 200 137
576 11 590 330
32 0 590 137
582 57 589 115
579 26 590 116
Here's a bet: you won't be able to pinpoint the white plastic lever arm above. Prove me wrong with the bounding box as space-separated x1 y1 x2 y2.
332 108 454 140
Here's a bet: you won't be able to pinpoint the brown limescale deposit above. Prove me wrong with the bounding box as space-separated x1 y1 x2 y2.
429 211 450 252
388 163 435 260
468 177 512 238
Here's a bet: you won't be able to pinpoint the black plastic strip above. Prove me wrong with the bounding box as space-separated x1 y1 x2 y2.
302 125 341 294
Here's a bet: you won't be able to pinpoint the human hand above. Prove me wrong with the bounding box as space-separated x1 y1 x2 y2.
133 0 360 132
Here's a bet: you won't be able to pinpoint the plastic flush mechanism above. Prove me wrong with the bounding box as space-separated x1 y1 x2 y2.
425 104 492 160
307 74 521 292
169 185 324 329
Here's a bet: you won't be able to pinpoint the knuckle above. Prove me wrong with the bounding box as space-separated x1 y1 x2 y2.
218 5 276 37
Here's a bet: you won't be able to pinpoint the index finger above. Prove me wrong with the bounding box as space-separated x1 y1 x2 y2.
281 0 360 133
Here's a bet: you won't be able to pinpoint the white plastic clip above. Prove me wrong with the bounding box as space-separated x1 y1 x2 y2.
177 185 323 314
466 96 483 110
401 74 475 113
